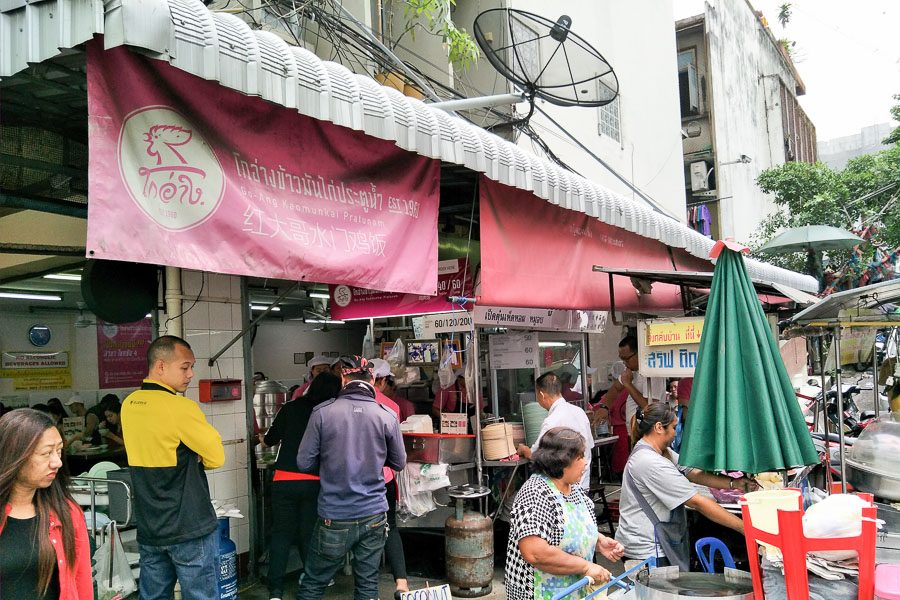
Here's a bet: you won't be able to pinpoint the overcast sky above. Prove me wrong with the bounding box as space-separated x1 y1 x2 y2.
674 0 900 142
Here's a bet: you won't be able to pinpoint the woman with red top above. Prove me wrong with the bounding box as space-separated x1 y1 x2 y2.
0 408 92 600
259 372 341 600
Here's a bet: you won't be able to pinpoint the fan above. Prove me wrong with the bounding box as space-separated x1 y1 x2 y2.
473 9 619 108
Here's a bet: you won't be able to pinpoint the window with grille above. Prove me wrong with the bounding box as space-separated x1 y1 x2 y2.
597 80 621 142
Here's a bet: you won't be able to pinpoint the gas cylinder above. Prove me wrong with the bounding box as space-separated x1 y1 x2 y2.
216 518 238 600
445 508 493 597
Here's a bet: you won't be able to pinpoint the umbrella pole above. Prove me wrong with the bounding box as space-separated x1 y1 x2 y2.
832 326 848 493
873 329 880 419
817 338 833 493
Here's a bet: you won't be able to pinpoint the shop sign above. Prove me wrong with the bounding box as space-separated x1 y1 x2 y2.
331 259 473 320
474 306 609 334
489 332 538 370
86 43 440 296
637 317 704 377
0 351 72 390
420 312 474 337
96 319 153 389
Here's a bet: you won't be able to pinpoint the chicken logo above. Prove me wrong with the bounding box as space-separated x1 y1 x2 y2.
118 106 224 230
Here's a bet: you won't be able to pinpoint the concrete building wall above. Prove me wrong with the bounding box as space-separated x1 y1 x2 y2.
696 0 804 244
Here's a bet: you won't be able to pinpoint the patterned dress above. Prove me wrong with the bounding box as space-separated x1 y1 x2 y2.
505 474 600 600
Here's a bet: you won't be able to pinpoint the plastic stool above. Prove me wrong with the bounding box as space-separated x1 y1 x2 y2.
876 564 900 600
695 537 735 573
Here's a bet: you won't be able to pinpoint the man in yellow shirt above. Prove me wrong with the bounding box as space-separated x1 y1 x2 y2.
122 335 224 600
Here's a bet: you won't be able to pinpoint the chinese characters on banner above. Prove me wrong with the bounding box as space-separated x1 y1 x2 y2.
86 42 440 295
330 258 473 320
637 317 705 377
96 319 153 389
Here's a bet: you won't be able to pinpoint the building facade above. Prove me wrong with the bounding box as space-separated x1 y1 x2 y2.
818 123 894 171
676 0 817 244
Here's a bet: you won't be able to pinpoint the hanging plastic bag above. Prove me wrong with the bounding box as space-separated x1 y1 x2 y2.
437 345 455 389
386 338 405 367
93 522 137 600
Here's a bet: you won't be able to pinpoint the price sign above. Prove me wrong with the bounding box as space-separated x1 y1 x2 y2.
420 312 473 337
489 332 538 370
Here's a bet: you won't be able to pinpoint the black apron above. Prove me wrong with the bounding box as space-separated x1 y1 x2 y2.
623 444 691 571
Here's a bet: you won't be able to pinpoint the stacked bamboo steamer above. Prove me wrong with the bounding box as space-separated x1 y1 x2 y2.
482 421 517 460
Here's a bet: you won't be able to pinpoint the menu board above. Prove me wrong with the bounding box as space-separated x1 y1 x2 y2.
489 332 538 370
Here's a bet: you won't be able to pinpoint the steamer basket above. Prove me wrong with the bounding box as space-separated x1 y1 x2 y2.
482 422 517 460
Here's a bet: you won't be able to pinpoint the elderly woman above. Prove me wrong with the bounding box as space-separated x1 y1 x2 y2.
0 408 93 599
506 427 624 600
616 403 757 569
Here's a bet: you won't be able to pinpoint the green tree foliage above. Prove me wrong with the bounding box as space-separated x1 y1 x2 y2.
884 93 900 145
751 145 900 271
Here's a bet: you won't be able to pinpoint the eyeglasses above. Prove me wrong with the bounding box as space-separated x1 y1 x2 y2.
619 351 637 361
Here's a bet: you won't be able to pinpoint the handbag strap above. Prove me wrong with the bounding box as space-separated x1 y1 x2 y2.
622 444 663 526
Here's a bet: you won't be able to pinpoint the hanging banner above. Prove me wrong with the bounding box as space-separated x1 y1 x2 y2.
96 319 153 389
473 306 610 334
479 177 698 311
637 317 704 377
0 351 71 390
330 259 473 320
86 43 440 295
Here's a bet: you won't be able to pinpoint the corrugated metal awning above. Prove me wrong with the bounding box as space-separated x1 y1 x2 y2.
0 0 819 293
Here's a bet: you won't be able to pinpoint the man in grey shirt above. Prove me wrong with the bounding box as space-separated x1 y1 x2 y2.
296 355 406 600
517 372 595 489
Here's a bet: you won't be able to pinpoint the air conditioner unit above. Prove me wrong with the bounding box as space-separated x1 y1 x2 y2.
690 161 709 191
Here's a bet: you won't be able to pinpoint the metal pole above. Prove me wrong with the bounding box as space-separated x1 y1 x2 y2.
817 337 832 493
470 332 483 489
833 326 848 493
873 329 881 419
429 93 526 112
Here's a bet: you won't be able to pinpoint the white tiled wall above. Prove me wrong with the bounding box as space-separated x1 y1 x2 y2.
170 270 252 554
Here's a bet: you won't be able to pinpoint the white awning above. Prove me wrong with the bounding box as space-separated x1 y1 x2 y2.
0 0 819 293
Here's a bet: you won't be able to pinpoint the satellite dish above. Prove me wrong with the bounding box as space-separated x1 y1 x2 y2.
473 9 619 108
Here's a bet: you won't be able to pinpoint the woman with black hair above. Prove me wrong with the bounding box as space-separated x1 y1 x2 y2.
0 408 92 599
616 403 757 569
505 427 624 600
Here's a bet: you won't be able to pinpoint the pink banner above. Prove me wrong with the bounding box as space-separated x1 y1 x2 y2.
96 319 152 389
480 177 699 311
330 258 473 319
86 43 440 295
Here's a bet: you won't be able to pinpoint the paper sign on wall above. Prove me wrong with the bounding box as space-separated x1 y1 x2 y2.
488 332 538 370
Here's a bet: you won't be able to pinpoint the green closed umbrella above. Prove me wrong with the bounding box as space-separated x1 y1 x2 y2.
678 241 818 473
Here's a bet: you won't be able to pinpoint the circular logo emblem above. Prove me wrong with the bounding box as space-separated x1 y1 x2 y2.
117 106 225 231
101 323 119 339
332 285 353 308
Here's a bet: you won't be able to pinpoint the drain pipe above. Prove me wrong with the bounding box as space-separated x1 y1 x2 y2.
164 266 183 338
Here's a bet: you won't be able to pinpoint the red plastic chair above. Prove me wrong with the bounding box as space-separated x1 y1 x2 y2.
740 491 877 600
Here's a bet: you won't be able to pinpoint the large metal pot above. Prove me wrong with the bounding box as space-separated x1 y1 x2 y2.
634 567 754 600
845 412 900 502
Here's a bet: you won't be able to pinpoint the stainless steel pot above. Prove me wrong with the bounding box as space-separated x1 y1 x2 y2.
845 412 900 502
846 459 900 502
634 567 754 600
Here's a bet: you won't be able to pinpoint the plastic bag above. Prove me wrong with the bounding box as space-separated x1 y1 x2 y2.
93 523 137 600
802 493 882 561
437 346 455 389
397 463 451 518
386 338 405 367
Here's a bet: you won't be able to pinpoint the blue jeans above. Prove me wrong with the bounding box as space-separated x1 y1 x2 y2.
138 529 218 600
296 513 387 600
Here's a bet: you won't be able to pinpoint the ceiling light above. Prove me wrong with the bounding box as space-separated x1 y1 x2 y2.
250 305 281 312
43 273 82 281
308 292 331 300
538 341 566 348
0 292 62 301
305 318 345 324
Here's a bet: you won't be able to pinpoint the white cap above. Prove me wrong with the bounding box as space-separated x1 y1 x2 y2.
64 395 84 407
585 366 598 376
308 355 331 368
371 358 392 379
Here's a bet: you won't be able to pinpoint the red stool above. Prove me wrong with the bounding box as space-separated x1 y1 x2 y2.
741 492 877 600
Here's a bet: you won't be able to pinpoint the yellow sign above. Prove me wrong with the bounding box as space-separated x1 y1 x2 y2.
644 318 704 346
0 367 72 390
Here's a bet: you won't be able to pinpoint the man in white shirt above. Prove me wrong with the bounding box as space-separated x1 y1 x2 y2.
517 372 595 489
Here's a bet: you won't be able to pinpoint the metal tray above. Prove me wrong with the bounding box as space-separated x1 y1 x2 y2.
403 433 475 464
